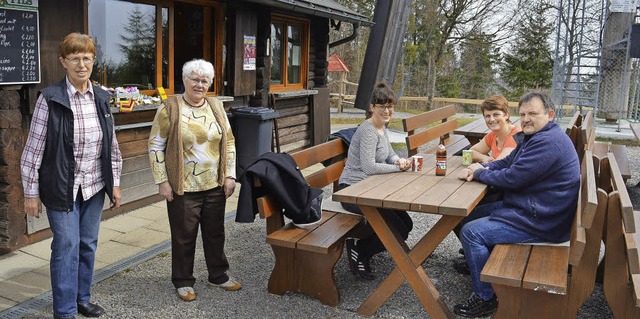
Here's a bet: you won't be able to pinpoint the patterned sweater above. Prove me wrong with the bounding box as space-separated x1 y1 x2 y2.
148 96 236 194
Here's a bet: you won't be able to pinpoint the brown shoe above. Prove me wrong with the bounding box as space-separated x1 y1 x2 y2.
209 278 242 291
177 287 197 301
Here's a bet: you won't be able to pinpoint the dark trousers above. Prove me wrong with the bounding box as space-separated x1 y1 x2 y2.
339 183 413 260
167 187 229 288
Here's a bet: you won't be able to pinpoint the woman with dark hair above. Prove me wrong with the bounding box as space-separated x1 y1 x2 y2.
469 96 521 163
338 83 413 280
21 32 122 319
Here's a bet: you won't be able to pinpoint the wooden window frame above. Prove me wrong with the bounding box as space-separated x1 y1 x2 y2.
86 0 224 96
270 14 309 92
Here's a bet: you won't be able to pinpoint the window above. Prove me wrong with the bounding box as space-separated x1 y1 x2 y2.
88 0 224 95
88 0 161 90
270 16 308 91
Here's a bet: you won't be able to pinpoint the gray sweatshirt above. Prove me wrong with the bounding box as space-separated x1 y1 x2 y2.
339 120 401 186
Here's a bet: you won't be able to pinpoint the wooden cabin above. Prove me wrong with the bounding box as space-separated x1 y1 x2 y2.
0 0 371 253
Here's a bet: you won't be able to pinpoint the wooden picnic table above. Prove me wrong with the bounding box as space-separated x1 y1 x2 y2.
333 156 488 318
454 116 521 146
631 122 640 142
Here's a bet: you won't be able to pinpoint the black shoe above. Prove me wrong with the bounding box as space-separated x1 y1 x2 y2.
453 259 471 275
459 247 465 256
77 302 104 317
453 293 498 317
346 238 375 280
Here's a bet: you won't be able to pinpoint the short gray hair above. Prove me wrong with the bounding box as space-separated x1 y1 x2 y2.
518 90 555 113
182 59 214 83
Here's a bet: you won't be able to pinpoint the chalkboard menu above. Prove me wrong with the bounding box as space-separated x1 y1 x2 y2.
0 1 40 85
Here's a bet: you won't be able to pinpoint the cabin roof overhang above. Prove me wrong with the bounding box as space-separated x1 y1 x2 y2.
243 0 373 26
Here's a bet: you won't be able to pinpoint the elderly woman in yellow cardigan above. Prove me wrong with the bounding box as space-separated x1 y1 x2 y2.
148 59 239 302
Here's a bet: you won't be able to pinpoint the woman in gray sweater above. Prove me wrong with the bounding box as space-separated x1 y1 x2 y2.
338 83 413 280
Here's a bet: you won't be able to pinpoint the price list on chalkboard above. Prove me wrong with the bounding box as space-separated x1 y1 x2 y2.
0 2 39 85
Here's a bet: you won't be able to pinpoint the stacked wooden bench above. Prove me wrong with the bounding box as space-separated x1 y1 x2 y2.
402 104 471 157
254 138 364 306
480 150 606 318
564 110 630 181
601 153 640 318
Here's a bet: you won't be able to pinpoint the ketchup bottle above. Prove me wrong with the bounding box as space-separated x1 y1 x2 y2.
436 137 447 176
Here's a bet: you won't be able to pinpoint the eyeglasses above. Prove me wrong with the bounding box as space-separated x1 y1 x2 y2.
374 104 395 112
484 112 505 120
188 77 211 86
65 57 95 66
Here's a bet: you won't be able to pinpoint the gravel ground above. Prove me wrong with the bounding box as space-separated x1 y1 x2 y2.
23 110 640 319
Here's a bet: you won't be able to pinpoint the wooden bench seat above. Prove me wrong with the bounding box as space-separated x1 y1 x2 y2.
602 153 640 317
480 150 606 318
254 138 364 306
402 104 471 157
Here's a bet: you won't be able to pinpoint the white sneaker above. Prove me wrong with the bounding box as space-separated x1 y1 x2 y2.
177 286 197 301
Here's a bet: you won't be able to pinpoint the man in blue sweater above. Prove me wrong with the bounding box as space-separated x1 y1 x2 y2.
452 91 580 317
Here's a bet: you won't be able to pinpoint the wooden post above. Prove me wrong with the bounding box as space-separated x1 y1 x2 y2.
338 72 346 113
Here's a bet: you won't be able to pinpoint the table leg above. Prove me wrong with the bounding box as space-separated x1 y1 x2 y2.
357 205 457 318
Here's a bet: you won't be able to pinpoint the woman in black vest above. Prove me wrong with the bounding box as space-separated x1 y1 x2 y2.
20 33 122 319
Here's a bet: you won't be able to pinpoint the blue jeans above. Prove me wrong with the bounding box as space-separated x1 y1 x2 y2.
460 201 543 300
46 189 105 318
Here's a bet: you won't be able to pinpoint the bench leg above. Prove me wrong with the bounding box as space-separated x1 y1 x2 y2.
267 244 342 307
296 245 342 306
491 285 522 319
519 290 567 319
268 246 297 296
493 285 572 319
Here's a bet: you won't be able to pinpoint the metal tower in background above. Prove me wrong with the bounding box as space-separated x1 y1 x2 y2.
551 0 640 124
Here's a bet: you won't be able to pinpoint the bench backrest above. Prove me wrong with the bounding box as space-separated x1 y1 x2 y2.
568 150 600 266
565 111 595 164
602 152 640 312
402 104 458 156
255 139 347 234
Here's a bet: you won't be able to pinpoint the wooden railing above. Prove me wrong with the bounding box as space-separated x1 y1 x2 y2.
329 94 593 113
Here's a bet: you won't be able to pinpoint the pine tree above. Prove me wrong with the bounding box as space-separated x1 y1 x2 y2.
116 6 157 88
501 0 554 100
458 28 500 99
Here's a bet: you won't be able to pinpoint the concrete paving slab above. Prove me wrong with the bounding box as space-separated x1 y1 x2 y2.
101 214 152 233
94 241 144 265
93 260 108 271
144 219 171 234
126 204 166 221
0 251 48 280
18 238 52 261
0 271 50 303
112 228 170 249
149 200 167 209
97 226 123 244
32 265 49 277
0 295 18 313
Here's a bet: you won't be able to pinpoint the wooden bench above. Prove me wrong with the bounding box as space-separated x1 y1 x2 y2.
631 122 640 142
564 110 630 181
480 150 606 318
402 104 471 157
601 153 640 317
254 139 364 306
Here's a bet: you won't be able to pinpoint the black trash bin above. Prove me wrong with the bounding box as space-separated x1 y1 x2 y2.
231 107 279 177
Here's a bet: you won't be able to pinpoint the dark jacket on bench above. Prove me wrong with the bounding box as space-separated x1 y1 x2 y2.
474 121 580 242
236 152 323 225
